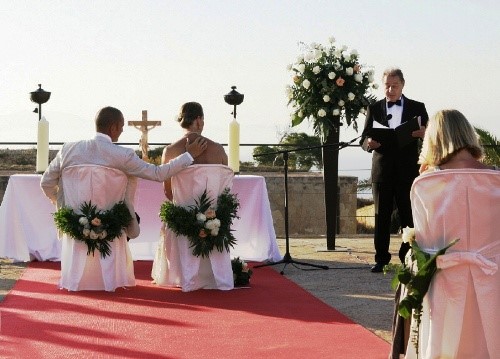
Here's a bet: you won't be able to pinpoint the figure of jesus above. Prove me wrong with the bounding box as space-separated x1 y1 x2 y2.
128 110 161 161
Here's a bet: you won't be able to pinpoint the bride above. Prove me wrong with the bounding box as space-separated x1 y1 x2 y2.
151 102 235 291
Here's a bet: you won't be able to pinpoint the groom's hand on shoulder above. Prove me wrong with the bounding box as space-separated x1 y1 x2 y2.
186 137 207 158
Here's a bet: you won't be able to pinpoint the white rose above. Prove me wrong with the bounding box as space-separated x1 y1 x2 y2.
296 55 304 63
205 219 221 231
368 74 375 83
297 63 305 73
304 52 314 62
402 227 415 244
351 49 359 56
79 217 88 226
298 111 303 118
338 100 345 107
196 213 206 222
328 36 335 44
323 95 330 102
314 49 322 60
302 79 311 89
346 67 354 76
328 72 336 80
332 109 340 116
348 92 355 101
82 228 91 237
90 230 99 240
210 228 219 236
205 220 214 230
318 109 326 117
313 66 321 74
354 73 363 82
285 86 293 99
342 51 351 60
334 50 342 58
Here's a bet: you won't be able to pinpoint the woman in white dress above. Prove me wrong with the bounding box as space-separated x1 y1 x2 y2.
151 102 234 292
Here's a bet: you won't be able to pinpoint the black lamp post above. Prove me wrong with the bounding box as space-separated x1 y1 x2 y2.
30 84 51 121
224 86 244 119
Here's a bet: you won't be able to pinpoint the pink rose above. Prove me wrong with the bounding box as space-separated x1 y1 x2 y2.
91 217 102 226
336 77 345 87
199 229 208 238
353 64 361 73
204 208 216 219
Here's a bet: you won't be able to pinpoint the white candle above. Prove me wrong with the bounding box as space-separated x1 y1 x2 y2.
36 116 49 173
228 118 240 173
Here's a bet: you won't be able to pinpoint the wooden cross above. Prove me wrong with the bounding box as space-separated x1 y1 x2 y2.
128 110 161 161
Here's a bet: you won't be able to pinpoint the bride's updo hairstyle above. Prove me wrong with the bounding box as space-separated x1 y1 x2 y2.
419 109 483 167
177 102 204 129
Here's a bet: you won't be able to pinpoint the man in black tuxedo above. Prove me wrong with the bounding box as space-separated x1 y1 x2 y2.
360 68 428 272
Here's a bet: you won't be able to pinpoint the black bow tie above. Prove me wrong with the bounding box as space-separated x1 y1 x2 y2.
387 99 402 108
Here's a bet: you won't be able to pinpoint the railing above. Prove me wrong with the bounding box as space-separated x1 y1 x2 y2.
2 141 497 235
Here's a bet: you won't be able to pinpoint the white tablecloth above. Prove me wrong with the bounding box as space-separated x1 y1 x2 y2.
0 174 281 263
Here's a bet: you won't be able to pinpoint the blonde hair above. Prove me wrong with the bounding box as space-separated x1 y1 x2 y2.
419 109 483 166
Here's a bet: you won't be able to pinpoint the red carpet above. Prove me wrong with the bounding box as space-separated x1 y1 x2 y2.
0 261 389 358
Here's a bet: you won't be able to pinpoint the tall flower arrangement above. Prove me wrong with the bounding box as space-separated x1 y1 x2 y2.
286 37 378 139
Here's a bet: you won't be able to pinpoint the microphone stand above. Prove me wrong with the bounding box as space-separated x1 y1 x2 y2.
253 135 361 274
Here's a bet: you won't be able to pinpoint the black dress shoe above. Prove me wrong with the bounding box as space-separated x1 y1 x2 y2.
370 263 385 273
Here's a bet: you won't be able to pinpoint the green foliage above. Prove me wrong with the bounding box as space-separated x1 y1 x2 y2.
135 146 164 164
253 145 277 167
159 188 240 258
475 126 500 166
253 132 322 171
53 201 132 258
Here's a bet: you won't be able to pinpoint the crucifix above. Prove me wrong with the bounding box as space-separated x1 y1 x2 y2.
128 110 161 161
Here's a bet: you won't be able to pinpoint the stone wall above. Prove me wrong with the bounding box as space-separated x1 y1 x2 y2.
0 173 358 237
260 173 357 237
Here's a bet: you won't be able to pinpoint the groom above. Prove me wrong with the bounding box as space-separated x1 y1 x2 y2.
359 68 428 272
41 106 207 239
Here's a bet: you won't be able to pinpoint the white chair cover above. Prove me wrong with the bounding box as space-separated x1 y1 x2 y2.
406 169 500 359
152 164 235 292
59 165 135 292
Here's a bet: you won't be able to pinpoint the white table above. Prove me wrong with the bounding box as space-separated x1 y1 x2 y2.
0 174 281 263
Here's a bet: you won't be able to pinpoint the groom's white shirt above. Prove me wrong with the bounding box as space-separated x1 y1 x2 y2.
41 133 193 238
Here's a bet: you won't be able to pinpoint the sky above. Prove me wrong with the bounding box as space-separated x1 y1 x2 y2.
1 0 499 180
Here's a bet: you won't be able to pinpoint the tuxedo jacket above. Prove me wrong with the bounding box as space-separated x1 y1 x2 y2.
41 133 193 238
360 95 428 183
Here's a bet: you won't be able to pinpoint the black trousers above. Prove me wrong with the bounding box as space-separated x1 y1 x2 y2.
372 181 414 265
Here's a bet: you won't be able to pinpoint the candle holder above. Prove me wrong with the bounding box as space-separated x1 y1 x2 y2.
30 84 51 121
224 86 244 174
224 85 244 119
